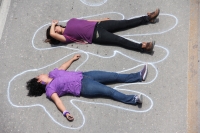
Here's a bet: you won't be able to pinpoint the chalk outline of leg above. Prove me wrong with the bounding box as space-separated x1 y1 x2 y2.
80 0 107 6
7 12 178 129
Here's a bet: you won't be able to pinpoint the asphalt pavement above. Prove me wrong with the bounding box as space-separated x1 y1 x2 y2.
0 0 199 133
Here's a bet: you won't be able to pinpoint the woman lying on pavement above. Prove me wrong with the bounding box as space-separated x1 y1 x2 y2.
45 9 160 53
26 54 148 121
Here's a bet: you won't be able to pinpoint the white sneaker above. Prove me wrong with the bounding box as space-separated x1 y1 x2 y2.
140 64 148 81
135 94 143 104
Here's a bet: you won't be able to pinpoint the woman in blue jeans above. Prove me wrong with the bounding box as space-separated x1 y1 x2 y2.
45 9 160 53
26 54 148 121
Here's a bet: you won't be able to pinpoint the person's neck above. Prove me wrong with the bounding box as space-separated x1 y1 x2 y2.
61 27 65 34
46 78 53 84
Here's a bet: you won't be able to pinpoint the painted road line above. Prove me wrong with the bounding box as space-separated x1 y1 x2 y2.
0 0 11 40
187 0 199 132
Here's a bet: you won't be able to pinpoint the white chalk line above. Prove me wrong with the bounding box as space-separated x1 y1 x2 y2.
7 12 178 129
32 12 174 65
80 0 107 6
122 13 178 37
7 58 154 129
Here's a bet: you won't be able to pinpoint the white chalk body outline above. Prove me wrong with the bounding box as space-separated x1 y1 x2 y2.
80 0 107 6
7 12 178 129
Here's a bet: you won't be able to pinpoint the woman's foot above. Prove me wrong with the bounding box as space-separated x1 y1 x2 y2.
140 64 148 81
147 8 160 23
142 41 155 53
135 94 143 104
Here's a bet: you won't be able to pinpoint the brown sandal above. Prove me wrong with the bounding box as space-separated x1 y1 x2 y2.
145 41 155 52
147 9 160 23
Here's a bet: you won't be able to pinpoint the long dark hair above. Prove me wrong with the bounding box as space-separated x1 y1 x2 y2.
44 25 66 44
26 78 46 97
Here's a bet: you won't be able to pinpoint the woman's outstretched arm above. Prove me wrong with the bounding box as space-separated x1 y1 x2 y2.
58 54 81 70
51 93 74 121
87 18 110 22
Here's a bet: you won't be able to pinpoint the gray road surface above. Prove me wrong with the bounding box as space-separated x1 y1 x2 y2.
0 0 199 133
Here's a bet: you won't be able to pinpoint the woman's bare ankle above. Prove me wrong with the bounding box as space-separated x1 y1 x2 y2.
142 42 146 48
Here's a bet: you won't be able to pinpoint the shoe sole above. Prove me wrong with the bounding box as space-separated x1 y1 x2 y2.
151 41 155 51
142 64 148 81
138 94 143 104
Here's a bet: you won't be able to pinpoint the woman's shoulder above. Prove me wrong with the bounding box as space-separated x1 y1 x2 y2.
69 18 78 22
49 68 61 78
68 18 86 23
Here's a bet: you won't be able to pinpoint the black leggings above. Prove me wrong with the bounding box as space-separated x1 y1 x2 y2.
92 16 149 51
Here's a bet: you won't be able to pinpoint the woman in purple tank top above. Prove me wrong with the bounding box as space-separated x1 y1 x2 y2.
26 54 148 121
44 9 160 53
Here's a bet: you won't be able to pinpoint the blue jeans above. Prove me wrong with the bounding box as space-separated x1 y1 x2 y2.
80 71 142 105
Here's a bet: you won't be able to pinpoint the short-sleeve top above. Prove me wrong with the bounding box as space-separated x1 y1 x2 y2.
45 68 83 99
63 18 97 44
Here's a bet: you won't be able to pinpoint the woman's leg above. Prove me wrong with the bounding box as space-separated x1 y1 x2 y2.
98 16 149 32
80 77 137 105
92 27 143 51
92 9 159 52
83 70 142 84
98 9 160 32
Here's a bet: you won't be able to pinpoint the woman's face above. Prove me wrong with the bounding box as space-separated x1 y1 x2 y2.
55 26 62 34
37 74 49 83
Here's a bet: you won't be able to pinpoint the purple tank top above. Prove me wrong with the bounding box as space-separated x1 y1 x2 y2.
63 18 97 44
45 68 83 99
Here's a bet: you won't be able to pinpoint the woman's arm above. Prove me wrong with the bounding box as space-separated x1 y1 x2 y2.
58 54 81 70
51 93 74 121
87 18 110 22
50 20 66 42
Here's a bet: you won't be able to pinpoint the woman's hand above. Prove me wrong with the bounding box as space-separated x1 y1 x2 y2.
103 18 110 21
73 54 81 61
58 54 81 70
52 20 59 25
66 113 74 121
